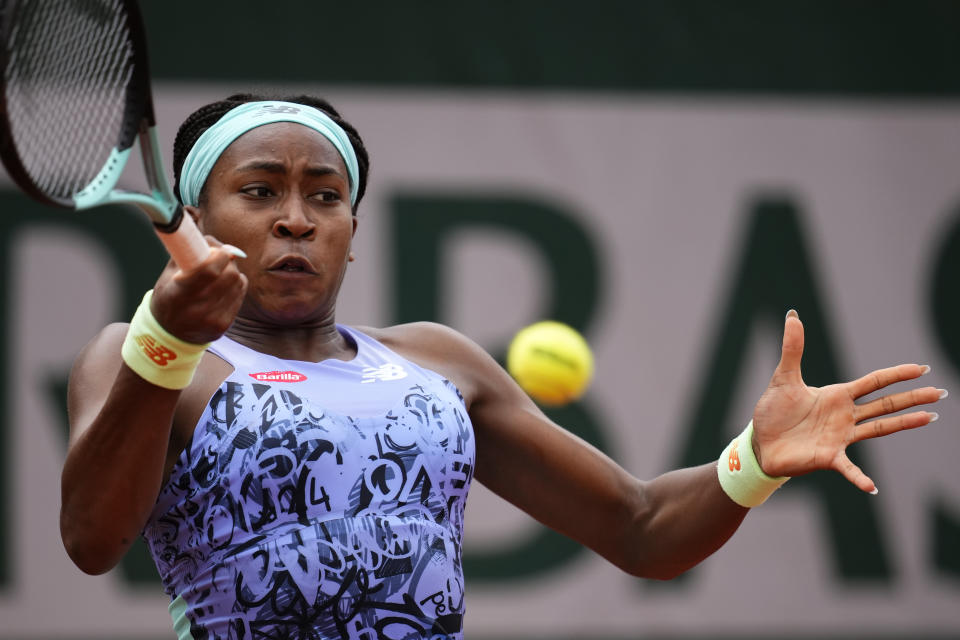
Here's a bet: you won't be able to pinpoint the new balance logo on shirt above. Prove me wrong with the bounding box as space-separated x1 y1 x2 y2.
361 363 408 383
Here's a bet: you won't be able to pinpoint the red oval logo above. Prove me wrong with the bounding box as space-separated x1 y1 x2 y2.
249 370 307 382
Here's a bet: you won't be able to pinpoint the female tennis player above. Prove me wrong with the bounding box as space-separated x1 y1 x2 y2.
59 94 945 640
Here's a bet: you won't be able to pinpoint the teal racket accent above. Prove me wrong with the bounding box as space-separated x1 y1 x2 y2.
0 0 210 269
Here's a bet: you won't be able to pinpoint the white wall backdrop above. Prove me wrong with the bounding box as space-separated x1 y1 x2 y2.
0 86 958 637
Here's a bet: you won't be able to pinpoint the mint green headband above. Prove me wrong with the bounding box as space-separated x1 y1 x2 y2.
178 101 360 207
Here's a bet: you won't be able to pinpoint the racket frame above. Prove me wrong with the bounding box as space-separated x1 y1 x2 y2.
0 0 209 268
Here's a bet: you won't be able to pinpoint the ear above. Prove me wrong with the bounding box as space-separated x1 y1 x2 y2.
184 205 202 231
348 217 359 262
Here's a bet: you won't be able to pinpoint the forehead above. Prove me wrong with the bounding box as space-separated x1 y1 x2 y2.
215 121 347 173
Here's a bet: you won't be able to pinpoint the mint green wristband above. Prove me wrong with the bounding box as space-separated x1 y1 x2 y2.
717 421 789 508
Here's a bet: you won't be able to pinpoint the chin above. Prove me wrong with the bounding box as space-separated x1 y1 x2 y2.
244 288 334 326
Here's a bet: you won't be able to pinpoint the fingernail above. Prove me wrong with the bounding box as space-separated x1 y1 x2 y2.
869 487 879 496
222 244 247 259
939 389 949 400
786 309 799 320
928 412 940 422
921 365 931 376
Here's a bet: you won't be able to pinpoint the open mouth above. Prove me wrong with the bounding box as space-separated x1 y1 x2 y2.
269 256 317 274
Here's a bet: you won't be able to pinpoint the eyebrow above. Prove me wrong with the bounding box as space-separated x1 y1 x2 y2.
234 160 344 180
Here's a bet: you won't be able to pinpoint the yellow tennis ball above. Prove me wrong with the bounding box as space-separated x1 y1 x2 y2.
507 321 594 406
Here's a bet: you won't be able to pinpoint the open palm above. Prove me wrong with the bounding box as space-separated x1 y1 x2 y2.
750 310 943 493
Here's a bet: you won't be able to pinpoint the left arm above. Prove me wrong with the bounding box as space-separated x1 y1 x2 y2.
388 314 943 580
467 375 747 580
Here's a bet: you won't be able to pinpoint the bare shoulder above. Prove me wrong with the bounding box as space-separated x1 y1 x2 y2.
70 322 128 384
67 323 129 445
357 321 473 352
354 322 507 408
80 321 128 352
68 322 229 439
67 320 233 477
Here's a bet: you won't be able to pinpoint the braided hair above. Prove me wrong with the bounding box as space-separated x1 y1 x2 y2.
172 93 370 212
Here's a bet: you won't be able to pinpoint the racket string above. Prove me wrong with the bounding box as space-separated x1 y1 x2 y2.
3 0 135 200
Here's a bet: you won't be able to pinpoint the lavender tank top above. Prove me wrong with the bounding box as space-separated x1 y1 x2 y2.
142 325 475 639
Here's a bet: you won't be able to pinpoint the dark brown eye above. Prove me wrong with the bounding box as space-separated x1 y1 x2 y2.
313 189 342 203
242 186 272 198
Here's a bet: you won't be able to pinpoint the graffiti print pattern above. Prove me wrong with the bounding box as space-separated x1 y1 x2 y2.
143 334 474 640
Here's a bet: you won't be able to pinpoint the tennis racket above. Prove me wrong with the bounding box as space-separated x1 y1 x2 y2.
0 0 209 270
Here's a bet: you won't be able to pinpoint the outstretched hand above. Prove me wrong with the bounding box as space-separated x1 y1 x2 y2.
750 310 944 493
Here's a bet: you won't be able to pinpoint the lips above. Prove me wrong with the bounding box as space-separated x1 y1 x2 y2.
267 255 318 275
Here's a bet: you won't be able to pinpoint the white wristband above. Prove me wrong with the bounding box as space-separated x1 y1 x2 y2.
717 421 789 508
120 290 209 390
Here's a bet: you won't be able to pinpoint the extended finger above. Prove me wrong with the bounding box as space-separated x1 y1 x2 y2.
774 310 805 384
834 452 877 494
172 244 243 286
847 363 929 399
853 386 945 422
853 410 938 443
202 234 247 259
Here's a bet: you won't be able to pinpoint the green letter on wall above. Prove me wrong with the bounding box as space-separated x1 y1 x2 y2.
390 192 612 581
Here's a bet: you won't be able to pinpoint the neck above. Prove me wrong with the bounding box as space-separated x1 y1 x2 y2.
225 314 355 363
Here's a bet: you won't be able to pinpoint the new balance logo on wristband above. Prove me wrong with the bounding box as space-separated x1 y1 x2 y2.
121 291 209 390
728 439 742 472
249 370 308 382
134 335 177 366
717 422 788 508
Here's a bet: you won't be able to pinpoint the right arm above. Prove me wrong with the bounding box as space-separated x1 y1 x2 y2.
60 244 245 574
61 326 184 574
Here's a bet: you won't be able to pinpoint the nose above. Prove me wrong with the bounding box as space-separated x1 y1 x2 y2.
272 199 316 240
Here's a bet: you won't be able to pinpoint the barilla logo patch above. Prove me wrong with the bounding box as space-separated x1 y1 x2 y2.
249 370 308 382
135 335 177 366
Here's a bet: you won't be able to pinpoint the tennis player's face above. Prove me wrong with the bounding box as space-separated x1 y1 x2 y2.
196 122 357 324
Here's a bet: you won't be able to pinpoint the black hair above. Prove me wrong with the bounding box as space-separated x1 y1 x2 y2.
171 93 370 213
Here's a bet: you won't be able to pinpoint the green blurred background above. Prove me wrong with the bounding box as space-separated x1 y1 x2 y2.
1 1 959 638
